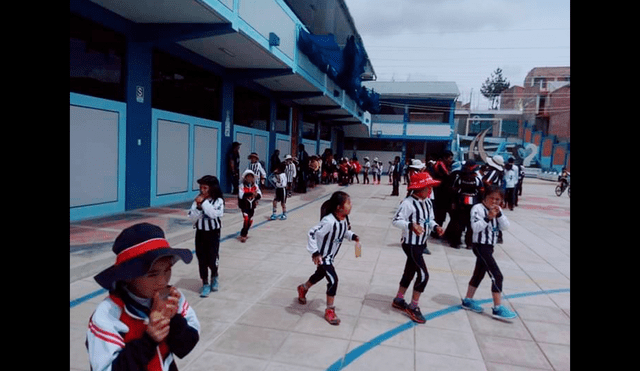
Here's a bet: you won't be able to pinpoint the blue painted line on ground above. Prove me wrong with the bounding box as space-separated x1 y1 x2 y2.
325 288 570 371
70 190 335 308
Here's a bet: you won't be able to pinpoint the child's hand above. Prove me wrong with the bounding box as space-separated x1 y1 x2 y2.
410 222 424 236
435 226 444 236
161 287 181 319
487 205 501 219
312 255 322 265
195 194 205 205
147 311 170 343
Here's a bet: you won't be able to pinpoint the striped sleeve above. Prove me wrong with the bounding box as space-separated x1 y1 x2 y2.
86 298 128 371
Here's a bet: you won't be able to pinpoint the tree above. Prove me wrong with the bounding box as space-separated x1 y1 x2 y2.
480 68 510 110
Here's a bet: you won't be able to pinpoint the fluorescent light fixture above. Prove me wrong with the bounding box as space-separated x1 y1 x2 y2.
218 47 235 57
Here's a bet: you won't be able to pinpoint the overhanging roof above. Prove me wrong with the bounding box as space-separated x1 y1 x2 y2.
363 81 460 100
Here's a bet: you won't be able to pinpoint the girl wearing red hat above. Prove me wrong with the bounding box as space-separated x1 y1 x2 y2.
391 172 444 323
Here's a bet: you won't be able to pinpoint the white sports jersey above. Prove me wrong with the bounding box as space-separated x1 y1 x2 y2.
469 203 510 244
307 213 356 265
392 195 438 246
188 197 224 231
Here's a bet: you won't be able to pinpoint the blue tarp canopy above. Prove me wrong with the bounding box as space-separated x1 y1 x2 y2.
298 29 380 114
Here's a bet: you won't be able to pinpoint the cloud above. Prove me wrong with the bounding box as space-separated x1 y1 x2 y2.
348 0 528 36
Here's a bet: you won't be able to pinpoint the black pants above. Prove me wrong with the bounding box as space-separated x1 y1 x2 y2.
432 190 450 228
195 229 220 283
445 204 474 246
505 187 515 209
240 207 255 237
391 175 400 195
308 264 339 296
469 243 503 293
399 243 429 293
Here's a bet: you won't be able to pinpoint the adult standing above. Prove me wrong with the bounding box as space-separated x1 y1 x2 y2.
448 160 483 248
228 141 241 195
296 144 309 193
390 156 401 196
270 149 281 174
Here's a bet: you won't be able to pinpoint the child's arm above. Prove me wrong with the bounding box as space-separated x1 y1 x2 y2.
187 200 202 222
392 201 411 232
307 219 332 259
254 184 262 200
496 210 510 231
201 198 224 219
166 289 200 358
470 205 489 233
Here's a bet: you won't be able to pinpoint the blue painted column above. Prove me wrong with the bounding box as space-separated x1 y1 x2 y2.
219 79 235 193
268 98 277 172
124 40 153 211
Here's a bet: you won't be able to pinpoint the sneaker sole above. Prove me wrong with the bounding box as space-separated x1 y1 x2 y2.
391 301 406 310
404 309 426 323
461 305 483 313
492 313 517 320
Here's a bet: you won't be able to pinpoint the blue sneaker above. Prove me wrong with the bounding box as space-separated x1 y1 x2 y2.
200 284 211 297
461 298 483 313
270 213 278 220
279 213 287 220
210 277 219 292
492 305 517 320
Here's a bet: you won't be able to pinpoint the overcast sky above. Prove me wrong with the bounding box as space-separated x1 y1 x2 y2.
345 0 570 109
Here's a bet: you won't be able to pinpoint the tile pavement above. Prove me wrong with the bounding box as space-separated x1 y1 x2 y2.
70 178 569 371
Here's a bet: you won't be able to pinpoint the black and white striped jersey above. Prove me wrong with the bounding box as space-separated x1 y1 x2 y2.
188 197 224 231
248 162 266 180
469 203 510 245
307 213 356 265
285 162 296 182
392 195 438 246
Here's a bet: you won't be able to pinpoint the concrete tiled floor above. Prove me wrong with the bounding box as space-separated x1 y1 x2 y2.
71 178 569 371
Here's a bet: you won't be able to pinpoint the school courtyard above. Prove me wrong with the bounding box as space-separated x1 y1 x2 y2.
70 177 570 371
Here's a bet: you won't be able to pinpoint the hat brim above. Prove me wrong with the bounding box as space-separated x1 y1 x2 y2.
407 179 441 190
94 248 192 290
486 158 503 171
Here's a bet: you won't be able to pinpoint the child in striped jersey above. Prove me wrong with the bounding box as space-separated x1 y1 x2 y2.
188 175 224 297
247 152 267 186
391 172 444 323
461 185 517 320
297 191 360 325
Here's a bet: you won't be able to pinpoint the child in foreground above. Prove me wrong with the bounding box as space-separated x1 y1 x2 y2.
297 191 360 325
391 172 444 323
461 185 518 320
86 223 200 371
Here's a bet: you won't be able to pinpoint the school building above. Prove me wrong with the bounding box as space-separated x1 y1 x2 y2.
343 81 460 168
70 0 380 221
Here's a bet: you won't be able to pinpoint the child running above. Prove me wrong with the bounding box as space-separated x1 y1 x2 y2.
391 172 444 323
297 191 360 325
238 169 262 242
270 162 288 220
461 185 518 320
188 175 224 297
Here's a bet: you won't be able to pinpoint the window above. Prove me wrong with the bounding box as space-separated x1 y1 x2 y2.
152 51 222 121
274 103 290 134
234 86 270 130
70 14 125 101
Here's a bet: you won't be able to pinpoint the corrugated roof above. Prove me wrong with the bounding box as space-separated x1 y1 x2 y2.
362 81 459 98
